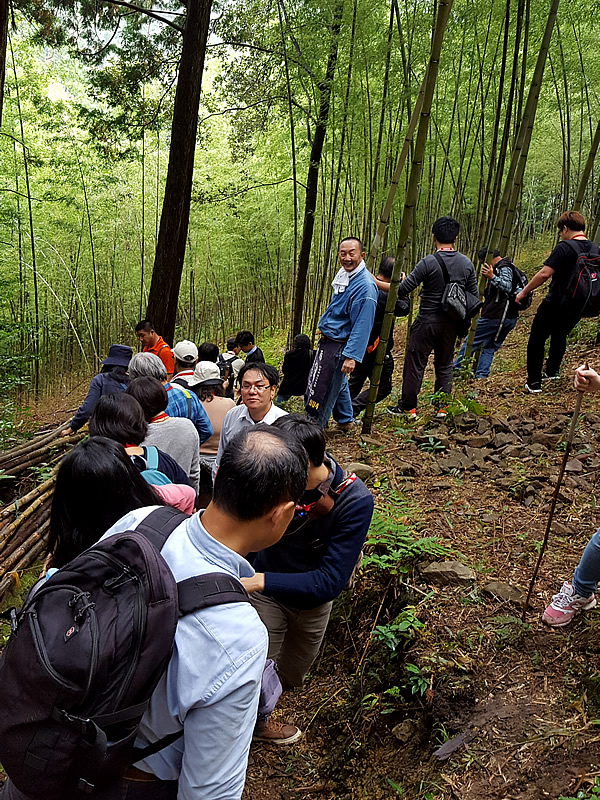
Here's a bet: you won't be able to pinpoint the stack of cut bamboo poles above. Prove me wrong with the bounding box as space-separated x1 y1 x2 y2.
0 424 84 603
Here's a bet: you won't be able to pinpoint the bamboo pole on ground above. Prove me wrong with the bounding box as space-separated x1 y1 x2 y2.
362 0 454 434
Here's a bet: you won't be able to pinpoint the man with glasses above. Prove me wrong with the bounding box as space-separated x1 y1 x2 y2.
212 362 287 477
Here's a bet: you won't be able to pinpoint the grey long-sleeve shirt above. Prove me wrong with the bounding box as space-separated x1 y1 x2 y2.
398 250 478 321
142 417 200 492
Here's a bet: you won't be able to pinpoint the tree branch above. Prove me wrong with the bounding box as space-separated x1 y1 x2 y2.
193 177 306 205
102 1 184 32
208 40 315 80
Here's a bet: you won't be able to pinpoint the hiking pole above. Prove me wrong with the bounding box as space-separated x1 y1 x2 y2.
521 373 587 621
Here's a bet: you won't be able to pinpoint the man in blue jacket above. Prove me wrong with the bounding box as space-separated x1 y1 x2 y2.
305 237 378 429
242 414 374 744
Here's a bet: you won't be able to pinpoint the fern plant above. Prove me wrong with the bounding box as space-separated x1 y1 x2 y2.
362 510 450 574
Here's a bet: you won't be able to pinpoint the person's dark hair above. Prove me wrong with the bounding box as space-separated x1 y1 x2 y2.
197 342 219 362
100 364 129 384
213 427 307 521
135 319 154 333
557 210 586 232
126 376 168 421
196 383 226 402
477 246 501 263
378 256 395 280
292 334 311 351
226 336 238 350
272 413 326 466
432 216 460 244
47 437 163 568
238 361 279 387
88 394 148 445
338 236 364 252
174 357 195 373
236 330 255 347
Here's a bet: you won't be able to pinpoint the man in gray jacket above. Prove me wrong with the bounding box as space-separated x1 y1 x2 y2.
387 217 477 419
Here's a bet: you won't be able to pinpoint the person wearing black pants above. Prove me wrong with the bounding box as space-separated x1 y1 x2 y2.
516 210 594 393
399 318 458 412
525 301 582 389
387 217 477 419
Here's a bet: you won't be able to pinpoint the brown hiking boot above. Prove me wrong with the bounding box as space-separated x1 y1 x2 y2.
252 719 302 745
336 421 356 432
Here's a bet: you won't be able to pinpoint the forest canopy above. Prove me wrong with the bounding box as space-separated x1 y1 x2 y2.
0 0 598 395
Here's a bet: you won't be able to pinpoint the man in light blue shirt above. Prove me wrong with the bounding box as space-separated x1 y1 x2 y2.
305 237 378 429
100 428 308 799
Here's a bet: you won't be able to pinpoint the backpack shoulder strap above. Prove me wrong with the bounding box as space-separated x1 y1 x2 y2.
177 572 250 615
134 505 189 550
143 445 159 471
432 251 451 284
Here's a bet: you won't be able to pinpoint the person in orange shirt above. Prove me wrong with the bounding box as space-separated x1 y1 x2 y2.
135 320 174 378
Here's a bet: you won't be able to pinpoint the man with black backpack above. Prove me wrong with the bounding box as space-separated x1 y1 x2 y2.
517 211 600 394
453 247 526 378
387 217 478 420
0 428 308 800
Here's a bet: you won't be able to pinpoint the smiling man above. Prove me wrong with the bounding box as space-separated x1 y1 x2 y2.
304 237 378 430
212 362 287 477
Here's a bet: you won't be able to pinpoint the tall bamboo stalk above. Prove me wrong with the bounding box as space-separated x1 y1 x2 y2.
362 0 455 434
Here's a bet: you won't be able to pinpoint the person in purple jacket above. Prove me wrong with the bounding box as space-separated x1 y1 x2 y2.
241 414 374 744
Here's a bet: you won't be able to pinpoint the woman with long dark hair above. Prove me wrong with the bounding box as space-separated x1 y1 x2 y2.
61 345 133 436
47 437 166 568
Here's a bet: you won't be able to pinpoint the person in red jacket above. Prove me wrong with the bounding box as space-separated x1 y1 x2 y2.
135 319 174 378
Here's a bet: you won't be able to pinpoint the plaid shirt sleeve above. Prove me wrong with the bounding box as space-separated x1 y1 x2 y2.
166 385 213 444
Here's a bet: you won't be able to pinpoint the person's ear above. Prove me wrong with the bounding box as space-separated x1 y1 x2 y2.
269 500 295 537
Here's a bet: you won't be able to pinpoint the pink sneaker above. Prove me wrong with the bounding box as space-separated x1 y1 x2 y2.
542 582 596 627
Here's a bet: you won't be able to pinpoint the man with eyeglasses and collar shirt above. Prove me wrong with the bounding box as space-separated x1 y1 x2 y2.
241 414 373 744
212 362 287 478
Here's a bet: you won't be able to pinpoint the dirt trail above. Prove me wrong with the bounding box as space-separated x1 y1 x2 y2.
244 330 600 800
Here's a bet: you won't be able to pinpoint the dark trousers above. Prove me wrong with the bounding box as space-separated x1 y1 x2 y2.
348 351 394 414
526 300 582 384
1 777 177 800
400 317 457 410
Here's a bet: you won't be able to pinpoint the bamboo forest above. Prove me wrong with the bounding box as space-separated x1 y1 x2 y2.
1 0 600 798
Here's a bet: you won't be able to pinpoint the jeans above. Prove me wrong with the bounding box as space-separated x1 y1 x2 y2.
276 394 292 404
454 316 517 377
400 317 458 410
348 351 394 414
249 592 334 689
312 353 354 427
526 300 582 384
572 528 600 597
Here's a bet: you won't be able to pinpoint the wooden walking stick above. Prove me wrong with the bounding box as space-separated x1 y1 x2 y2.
522 372 587 621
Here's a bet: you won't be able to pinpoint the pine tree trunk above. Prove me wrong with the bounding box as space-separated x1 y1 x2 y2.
146 1 212 343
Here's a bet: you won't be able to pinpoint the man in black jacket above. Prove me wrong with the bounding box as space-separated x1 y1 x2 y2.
453 247 518 378
388 217 477 419
237 330 265 363
241 414 373 744
348 256 408 415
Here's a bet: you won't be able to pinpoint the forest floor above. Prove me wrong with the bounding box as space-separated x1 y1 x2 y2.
4 311 600 800
242 314 600 800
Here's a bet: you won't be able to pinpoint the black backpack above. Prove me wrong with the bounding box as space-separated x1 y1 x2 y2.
0 507 249 799
563 239 600 317
506 262 532 315
434 251 482 323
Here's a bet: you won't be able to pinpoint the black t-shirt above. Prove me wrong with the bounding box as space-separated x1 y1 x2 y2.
543 239 591 304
